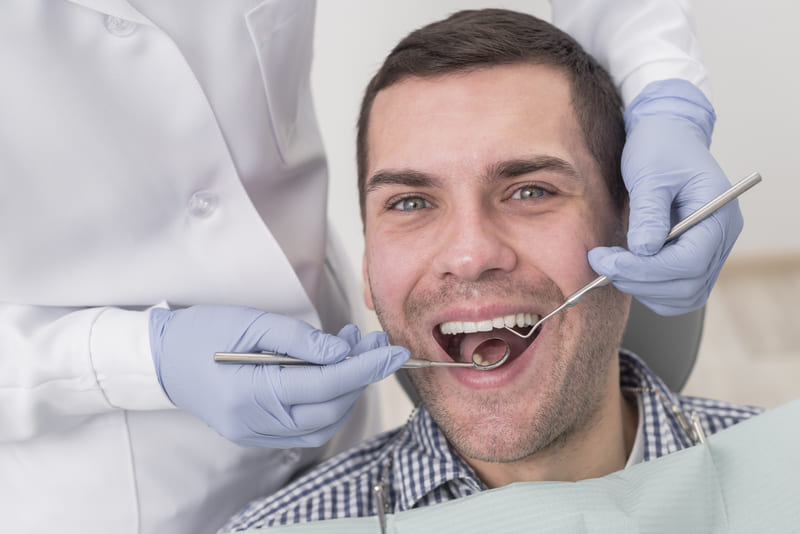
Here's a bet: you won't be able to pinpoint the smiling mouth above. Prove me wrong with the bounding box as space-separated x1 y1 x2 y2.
434 313 542 365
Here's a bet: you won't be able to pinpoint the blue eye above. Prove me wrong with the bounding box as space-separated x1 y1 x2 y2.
392 197 429 211
512 185 545 200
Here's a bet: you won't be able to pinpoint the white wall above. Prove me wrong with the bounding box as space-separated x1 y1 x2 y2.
692 2 799 257
312 1 800 299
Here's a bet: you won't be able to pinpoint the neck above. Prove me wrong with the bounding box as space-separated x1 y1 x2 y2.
464 362 638 487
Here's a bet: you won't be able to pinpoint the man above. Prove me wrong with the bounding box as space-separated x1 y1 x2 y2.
219 9 760 530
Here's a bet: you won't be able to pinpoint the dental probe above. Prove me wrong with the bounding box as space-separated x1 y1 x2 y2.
214 338 511 370
506 171 762 340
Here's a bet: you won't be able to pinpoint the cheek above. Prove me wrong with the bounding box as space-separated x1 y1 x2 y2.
365 220 442 291
521 220 599 285
364 237 415 312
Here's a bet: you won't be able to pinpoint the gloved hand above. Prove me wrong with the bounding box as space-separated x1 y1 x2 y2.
149 305 409 448
588 79 743 316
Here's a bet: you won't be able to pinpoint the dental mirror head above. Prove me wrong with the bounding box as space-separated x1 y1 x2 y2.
470 337 510 370
397 337 511 370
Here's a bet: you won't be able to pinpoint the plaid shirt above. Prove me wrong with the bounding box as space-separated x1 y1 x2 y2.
221 351 762 532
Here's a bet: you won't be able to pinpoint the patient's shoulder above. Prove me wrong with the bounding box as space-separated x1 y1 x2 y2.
219 428 401 532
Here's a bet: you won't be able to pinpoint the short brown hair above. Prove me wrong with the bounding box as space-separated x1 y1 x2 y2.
356 8 626 220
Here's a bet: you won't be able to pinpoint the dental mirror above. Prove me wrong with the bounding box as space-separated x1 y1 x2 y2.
214 338 511 371
403 337 510 370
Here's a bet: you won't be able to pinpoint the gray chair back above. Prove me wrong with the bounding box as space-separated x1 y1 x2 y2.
621 300 704 391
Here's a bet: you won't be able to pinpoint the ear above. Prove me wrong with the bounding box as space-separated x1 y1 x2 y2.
362 253 375 311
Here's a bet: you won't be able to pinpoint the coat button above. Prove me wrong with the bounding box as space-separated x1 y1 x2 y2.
188 190 219 218
104 15 137 37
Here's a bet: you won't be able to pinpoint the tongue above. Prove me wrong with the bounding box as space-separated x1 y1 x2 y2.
459 329 528 364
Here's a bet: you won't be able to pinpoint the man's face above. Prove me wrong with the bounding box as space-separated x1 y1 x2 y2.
362 64 630 464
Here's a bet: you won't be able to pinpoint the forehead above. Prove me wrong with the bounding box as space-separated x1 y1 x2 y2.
366 63 589 182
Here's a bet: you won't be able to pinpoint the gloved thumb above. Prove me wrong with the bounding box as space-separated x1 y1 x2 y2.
625 182 673 255
587 245 628 281
327 344 410 390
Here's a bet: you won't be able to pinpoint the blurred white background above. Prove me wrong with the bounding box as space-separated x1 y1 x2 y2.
310 1 800 425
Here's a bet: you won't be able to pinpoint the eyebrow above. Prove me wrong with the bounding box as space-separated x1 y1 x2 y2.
365 155 580 193
489 156 581 182
365 170 439 193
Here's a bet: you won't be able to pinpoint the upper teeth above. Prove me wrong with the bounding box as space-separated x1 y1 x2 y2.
439 313 538 335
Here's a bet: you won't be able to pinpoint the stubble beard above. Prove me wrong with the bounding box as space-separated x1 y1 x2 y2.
371 274 629 464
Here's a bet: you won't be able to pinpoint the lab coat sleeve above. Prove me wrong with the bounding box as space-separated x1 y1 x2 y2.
550 0 711 106
0 304 173 442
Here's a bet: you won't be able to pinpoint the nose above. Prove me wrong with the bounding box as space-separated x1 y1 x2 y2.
432 204 517 281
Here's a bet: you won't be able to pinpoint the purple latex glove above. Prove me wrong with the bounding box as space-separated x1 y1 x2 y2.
589 79 743 315
149 305 409 448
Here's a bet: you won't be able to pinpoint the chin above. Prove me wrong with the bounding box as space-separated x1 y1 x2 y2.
418 385 558 462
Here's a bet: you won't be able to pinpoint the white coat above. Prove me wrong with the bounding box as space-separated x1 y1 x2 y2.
0 0 708 532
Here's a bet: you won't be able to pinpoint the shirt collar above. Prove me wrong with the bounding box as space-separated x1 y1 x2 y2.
389 407 482 511
390 351 692 510
618 350 697 456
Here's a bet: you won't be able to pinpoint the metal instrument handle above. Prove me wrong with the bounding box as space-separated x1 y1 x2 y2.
214 352 476 369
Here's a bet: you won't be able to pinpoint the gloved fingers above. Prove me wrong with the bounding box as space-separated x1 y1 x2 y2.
209 365 299 437
696 200 743 253
591 216 726 282
591 262 712 316
589 244 720 317
669 176 743 237
247 313 352 365
624 181 675 255
243 386 360 438
615 276 711 315
271 345 409 406
235 393 359 448
336 326 394 356
636 284 711 317
335 327 390 355
603 270 709 300
336 324 362 348
351 330 390 355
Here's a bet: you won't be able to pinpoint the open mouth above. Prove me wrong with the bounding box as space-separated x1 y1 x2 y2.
433 313 542 366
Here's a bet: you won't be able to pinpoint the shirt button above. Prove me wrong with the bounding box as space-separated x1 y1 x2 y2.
188 190 219 218
281 449 301 464
104 15 137 37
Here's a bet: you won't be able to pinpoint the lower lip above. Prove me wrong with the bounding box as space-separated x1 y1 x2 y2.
445 327 544 389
